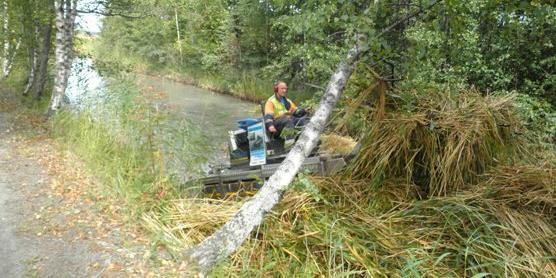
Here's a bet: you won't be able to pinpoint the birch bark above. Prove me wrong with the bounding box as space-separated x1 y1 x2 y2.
174 6 183 64
23 44 38 95
186 35 368 275
2 38 20 79
1 0 7 65
47 0 77 115
1 0 19 80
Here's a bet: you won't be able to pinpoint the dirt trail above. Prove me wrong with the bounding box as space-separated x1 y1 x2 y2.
0 95 107 276
0 91 175 277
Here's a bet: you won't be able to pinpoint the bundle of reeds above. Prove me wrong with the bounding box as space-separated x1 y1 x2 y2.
319 133 358 155
142 198 242 251
221 164 555 277
347 90 527 196
142 159 554 276
475 162 555 216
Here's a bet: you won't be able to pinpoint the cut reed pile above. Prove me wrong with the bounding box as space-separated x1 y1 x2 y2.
142 198 242 250
144 162 554 276
474 162 555 217
348 90 527 196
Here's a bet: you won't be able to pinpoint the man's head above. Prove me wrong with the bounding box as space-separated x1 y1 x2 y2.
273 81 288 98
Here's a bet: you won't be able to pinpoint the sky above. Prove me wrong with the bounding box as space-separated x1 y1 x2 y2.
76 1 104 34
77 13 103 34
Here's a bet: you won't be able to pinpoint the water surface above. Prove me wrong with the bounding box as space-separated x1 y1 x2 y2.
137 76 260 163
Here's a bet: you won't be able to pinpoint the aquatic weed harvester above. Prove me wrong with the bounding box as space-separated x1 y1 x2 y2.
201 112 349 196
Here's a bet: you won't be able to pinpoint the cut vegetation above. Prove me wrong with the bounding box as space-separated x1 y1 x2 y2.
143 88 555 277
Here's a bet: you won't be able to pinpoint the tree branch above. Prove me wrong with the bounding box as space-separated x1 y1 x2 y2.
76 9 143 19
379 0 440 37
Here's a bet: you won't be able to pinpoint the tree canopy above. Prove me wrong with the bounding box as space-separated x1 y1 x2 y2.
94 0 555 105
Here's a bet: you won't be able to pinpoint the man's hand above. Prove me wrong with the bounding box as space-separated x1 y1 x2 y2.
269 125 277 133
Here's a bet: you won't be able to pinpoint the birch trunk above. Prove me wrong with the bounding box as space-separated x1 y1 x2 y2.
47 0 77 115
186 35 368 275
1 0 19 80
23 45 37 95
2 38 20 79
174 6 182 64
1 0 7 63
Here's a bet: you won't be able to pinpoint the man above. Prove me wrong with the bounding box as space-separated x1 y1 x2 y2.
264 80 307 137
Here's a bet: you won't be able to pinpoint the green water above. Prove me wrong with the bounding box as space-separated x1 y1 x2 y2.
137 76 260 160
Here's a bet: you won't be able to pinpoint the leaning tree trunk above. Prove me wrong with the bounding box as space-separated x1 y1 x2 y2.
47 0 76 116
186 35 368 275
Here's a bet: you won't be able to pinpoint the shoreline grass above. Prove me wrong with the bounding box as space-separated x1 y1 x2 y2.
50 77 209 217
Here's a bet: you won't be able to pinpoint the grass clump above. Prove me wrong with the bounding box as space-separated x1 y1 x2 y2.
348 89 526 196
142 198 243 250
319 133 358 155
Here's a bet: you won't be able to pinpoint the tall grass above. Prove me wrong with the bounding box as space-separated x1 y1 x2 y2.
161 66 315 104
51 77 208 215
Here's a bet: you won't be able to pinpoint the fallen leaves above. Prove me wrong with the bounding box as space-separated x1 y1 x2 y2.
1 93 189 276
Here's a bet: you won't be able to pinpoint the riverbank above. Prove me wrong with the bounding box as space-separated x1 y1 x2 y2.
4 71 555 276
147 69 263 103
85 40 316 106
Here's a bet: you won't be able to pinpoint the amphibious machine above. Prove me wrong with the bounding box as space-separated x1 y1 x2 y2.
201 108 348 195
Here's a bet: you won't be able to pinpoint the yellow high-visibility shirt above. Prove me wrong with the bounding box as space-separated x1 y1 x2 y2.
264 95 297 119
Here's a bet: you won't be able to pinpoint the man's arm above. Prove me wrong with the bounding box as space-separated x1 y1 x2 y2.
288 99 297 114
264 101 277 133
288 99 308 117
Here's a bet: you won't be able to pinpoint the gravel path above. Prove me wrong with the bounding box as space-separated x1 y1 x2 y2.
0 94 105 277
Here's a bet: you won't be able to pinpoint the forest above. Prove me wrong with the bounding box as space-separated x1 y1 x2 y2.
0 0 555 276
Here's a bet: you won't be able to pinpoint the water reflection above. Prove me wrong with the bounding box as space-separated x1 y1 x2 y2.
65 58 107 111
136 77 258 148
